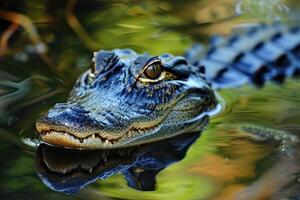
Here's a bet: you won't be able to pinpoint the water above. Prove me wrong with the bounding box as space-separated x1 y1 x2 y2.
1 0 300 199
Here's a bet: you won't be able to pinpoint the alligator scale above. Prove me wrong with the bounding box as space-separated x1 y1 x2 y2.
36 24 300 149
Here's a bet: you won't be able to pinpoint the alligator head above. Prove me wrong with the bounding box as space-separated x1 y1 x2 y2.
36 49 217 149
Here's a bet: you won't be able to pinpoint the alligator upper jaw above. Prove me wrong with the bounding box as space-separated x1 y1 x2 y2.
36 90 217 149
36 108 170 149
39 129 121 149
36 119 162 149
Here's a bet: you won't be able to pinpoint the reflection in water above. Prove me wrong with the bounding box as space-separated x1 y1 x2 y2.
35 132 201 194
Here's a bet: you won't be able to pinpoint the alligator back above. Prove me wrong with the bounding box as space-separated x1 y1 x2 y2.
185 24 300 89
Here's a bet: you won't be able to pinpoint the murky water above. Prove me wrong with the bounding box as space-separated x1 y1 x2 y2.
1 0 300 199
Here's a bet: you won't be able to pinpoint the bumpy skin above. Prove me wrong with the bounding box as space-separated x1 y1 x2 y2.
185 24 300 89
36 24 300 149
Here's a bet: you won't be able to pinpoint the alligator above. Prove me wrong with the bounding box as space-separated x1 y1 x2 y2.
36 24 300 149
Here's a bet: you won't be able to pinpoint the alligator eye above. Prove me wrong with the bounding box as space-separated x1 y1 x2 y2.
143 62 162 79
137 58 176 84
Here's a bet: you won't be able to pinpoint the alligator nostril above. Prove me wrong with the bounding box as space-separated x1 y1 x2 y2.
70 105 90 114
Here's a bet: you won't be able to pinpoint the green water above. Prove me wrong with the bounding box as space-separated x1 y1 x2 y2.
1 0 300 199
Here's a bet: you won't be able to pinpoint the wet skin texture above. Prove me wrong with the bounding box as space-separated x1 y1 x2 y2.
36 24 300 149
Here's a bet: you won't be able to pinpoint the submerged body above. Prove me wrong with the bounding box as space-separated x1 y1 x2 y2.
36 24 300 149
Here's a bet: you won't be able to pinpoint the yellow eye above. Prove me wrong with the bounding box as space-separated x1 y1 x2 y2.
136 58 177 84
137 59 166 83
143 62 162 79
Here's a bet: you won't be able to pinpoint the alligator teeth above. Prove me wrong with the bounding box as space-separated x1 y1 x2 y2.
41 125 161 148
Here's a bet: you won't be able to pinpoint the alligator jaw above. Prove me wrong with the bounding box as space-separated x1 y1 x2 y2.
39 130 117 149
36 90 217 149
36 120 163 149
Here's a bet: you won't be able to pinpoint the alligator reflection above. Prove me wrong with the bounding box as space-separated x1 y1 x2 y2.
35 132 201 194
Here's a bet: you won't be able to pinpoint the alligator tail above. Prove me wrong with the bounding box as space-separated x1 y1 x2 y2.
184 24 300 89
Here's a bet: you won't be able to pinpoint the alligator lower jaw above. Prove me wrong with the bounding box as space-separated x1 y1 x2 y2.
37 116 164 149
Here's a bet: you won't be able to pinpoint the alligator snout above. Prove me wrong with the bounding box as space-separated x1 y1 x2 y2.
36 102 135 149
36 103 105 148
37 104 94 131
